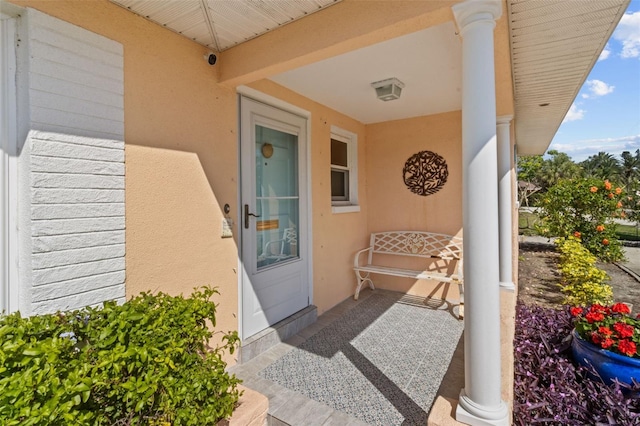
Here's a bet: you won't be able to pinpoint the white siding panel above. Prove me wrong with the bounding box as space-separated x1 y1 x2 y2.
32 173 124 190
31 156 124 175
32 230 125 253
23 8 125 313
31 57 123 95
508 0 628 155
31 284 125 315
30 123 121 142
31 91 124 125
32 203 125 220
32 271 125 302
33 244 125 270
30 73 123 111
31 106 123 139
31 188 124 204
32 217 124 237
30 28 123 73
30 131 124 149
29 8 123 55
33 257 124 286
31 140 123 163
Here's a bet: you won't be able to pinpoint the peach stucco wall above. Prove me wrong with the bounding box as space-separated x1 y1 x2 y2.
364 112 463 298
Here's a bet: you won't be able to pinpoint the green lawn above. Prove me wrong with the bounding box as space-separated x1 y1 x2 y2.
616 223 640 241
518 211 541 236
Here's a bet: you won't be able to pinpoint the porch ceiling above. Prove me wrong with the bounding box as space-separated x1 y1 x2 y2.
270 22 462 124
109 0 629 155
109 0 340 52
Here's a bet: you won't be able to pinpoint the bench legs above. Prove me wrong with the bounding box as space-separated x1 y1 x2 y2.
354 270 375 300
455 279 464 318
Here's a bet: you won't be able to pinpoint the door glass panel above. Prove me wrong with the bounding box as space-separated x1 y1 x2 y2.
255 125 299 270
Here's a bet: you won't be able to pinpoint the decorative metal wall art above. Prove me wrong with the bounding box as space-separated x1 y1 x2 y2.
403 150 448 196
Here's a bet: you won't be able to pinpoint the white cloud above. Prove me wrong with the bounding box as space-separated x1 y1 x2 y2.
550 134 640 162
613 11 640 58
562 103 585 123
598 43 611 61
582 79 615 98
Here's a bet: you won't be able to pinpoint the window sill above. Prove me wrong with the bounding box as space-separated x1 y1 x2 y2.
331 205 360 214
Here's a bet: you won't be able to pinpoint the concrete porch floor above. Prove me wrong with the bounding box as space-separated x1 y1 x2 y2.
228 289 467 426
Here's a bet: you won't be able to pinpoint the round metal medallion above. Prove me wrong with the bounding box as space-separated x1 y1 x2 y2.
402 151 448 196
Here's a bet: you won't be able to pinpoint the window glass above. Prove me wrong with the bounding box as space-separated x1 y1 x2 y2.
331 169 348 199
331 139 348 167
329 128 358 210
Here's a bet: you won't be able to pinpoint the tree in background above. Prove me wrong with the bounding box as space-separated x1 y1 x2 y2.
581 151 621 181
538 150 582 191
516 156 543 207
620 150 640 228
517 151 581 205
537 177 625 262
619 149 640 194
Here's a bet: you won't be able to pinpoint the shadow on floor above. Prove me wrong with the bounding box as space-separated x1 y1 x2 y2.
229 289 464 426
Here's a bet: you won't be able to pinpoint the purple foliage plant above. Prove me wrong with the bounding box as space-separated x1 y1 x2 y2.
514 302 640 425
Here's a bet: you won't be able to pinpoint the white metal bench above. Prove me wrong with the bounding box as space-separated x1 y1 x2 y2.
353 231 464 314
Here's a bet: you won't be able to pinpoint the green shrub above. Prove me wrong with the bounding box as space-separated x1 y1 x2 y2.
537 177 626 262
0 287 241 425
555 237 613 306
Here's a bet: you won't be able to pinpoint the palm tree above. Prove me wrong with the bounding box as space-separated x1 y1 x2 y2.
539 150 581 190
580 151 621 181
619 150 640 192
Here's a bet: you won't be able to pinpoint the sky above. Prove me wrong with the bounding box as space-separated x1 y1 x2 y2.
548 0 640 163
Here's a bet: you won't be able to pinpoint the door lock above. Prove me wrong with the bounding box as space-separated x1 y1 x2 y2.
244 204 261 229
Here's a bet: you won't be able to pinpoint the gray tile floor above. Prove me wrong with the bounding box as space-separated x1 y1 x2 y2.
228 289 464 426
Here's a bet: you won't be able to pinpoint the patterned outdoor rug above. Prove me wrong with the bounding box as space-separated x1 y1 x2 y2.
259 292 464 425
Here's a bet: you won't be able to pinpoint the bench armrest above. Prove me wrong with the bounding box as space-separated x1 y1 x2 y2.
354 247 372 268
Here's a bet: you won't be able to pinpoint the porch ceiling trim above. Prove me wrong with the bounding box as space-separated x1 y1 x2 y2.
109 0 341 52
508 0 630 156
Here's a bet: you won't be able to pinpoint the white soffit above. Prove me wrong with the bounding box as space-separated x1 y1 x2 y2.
509 0 630 156
271 22 462 124
109 0 340 52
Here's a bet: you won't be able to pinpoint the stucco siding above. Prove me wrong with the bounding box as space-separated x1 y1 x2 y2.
22 8 125 315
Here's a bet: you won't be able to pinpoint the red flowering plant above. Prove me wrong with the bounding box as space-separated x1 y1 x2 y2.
571 303 640 357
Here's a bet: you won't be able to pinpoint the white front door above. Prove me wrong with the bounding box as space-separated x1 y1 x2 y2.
240 96 309 339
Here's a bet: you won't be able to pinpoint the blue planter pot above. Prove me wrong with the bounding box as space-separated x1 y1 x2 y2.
571 330 640 386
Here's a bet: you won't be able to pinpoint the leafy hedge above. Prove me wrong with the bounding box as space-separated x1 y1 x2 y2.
514 303 640 425
0 287 241 425
555 237 613 306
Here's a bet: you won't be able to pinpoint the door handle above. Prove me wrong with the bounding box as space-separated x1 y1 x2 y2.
244 204 260 229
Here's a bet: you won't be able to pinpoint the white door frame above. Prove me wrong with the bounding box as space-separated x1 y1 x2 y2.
1 12 19 314
236 86 313 341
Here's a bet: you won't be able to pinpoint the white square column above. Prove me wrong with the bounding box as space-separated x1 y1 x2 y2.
452 1 509 425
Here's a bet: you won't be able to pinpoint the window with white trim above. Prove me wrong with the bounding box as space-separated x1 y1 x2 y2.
330 126 359 213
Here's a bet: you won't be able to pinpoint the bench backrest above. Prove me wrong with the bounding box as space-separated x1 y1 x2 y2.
369 231 463 262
